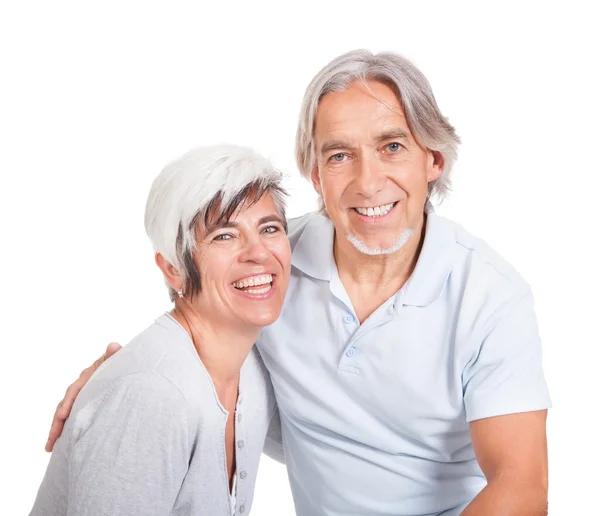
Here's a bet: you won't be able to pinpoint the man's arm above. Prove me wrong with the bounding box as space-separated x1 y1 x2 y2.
461 411 548 515
45 342 122 451
263 407 285 464
461 286 551 514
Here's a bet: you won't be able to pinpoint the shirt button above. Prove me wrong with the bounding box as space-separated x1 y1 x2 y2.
343 314 354 324
238 413 242 423
238 440 245 449
240 471 247 479
346 347 356 357
238 397 243 406
239 505 246 513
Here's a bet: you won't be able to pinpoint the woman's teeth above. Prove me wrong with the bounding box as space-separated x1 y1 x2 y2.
233 274 273 292
242 284 272 294
354 202 395 217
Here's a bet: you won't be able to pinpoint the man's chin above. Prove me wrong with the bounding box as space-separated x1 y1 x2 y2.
346 229 414 256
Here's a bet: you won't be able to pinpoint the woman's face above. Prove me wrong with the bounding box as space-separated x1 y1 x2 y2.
194 192 291 330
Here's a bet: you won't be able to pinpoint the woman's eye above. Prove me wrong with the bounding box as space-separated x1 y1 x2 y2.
386 142 402 153
262 225 280 234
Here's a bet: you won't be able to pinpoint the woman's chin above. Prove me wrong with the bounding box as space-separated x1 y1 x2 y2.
237 309 281 330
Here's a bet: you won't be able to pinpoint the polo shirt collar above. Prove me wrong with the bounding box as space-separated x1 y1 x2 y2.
400 204 455 307
291 203 456 307
291 213 336 281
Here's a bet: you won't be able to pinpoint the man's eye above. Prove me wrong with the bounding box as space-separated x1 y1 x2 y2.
213 233 233 241
386 142 402 153
330 153 346 162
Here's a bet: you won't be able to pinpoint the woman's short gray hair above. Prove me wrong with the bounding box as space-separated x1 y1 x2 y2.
144 144 287 301
296 49 460 202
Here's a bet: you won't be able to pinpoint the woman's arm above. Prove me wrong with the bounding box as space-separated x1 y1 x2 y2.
36 370 191 516
46 342 122 452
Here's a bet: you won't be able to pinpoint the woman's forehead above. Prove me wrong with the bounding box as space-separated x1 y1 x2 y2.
200 188 280 233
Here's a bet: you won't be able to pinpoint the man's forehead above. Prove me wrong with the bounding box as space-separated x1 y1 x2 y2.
315 81 408 137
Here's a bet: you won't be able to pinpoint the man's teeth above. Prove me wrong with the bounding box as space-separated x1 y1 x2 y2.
354 203 395 217
232 274 273 290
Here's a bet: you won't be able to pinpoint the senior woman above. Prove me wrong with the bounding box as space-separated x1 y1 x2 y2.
30 144 291 516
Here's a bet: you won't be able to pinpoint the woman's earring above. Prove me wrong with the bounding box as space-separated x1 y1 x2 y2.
177 289 184 299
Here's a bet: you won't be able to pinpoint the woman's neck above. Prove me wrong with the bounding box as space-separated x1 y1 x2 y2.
170 304 259 389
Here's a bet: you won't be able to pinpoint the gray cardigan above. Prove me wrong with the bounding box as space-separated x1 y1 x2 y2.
30 314 281 516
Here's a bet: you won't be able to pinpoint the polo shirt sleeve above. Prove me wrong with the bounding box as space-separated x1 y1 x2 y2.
462 287 552 423
67 371 191 516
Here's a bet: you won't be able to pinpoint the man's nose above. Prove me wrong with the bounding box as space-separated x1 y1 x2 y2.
354 153 386 198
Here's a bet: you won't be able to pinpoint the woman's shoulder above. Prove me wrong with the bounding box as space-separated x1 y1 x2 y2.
78 315 209 412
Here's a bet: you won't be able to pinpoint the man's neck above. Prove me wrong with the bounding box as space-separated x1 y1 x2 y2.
170 305 258 390
334 214 426 323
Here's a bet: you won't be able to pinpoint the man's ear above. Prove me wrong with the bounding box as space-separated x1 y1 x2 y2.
426 150 444 183
311 163 323 196
155 253 183 291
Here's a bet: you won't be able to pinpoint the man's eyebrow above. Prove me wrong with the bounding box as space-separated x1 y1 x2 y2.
319 129 410 156
320 139 356 156
375 128 410 143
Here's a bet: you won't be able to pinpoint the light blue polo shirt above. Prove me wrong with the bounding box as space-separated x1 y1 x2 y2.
257 206 551 516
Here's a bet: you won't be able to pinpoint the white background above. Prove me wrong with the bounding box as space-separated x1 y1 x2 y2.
1 1 598 514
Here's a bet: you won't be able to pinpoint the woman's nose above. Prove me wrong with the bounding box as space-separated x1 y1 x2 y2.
239 239 270 264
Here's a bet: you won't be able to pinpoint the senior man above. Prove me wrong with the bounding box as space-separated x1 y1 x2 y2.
47 50 551 515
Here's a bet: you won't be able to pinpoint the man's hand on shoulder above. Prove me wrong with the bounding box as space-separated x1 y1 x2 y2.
45 342 122 452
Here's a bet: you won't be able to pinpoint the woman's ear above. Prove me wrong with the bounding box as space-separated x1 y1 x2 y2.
155 253 183 291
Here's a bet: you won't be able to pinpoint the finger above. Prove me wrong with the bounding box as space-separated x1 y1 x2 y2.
45 351 113 453
90 352 107 372
56 393 75 419
57 377 86 419
105 342 122 359
45 415 66 452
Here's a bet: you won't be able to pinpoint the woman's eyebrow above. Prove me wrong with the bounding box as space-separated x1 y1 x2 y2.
257 214 285 226
205 220 239 233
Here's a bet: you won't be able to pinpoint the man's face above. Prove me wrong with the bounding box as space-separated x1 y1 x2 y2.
312 80 442 255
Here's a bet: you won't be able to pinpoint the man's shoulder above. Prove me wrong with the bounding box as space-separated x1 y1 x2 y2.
437 214 529 293
286 211 322 248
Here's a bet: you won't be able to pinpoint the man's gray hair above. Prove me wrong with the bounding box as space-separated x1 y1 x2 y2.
144 144 287 301
295 49 460 202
